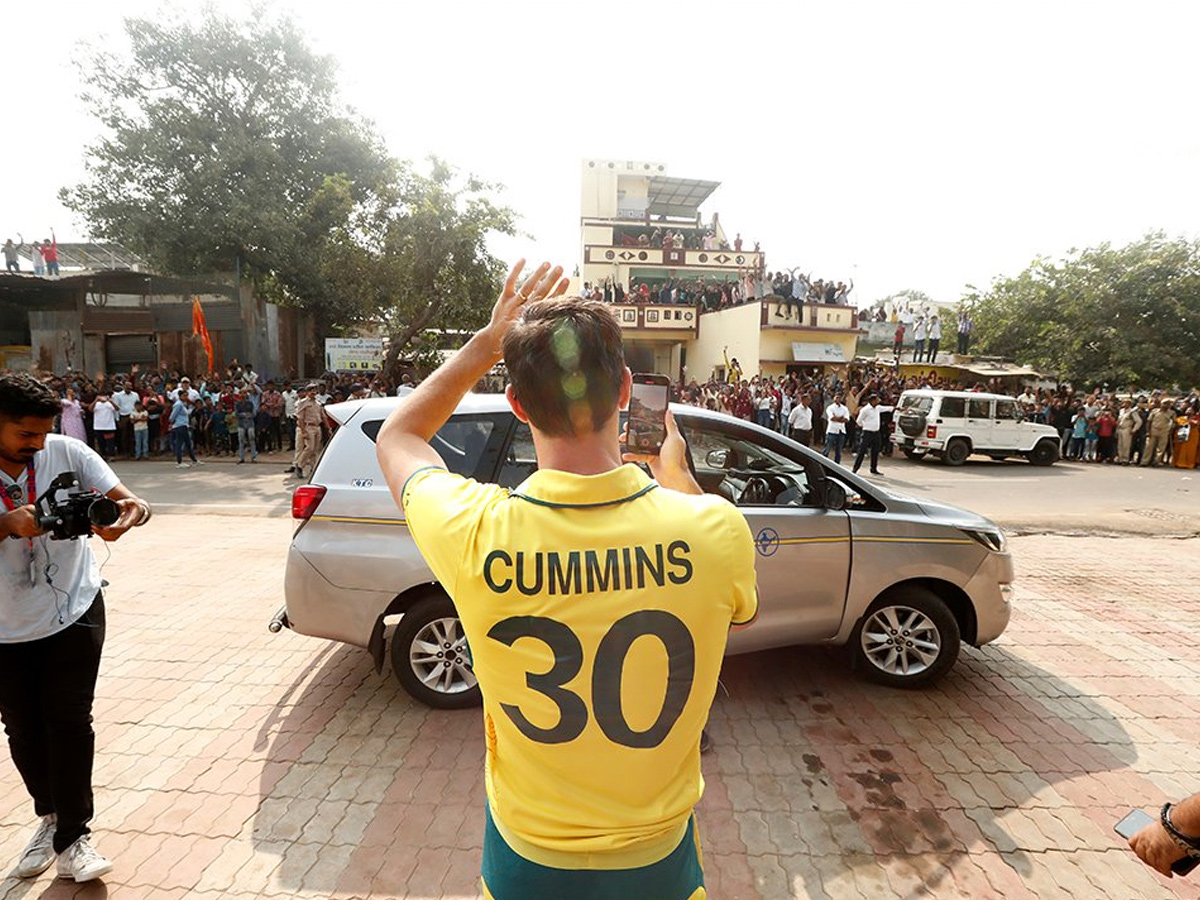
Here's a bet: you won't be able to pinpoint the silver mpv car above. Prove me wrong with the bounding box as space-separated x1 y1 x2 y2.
278 395 1014 708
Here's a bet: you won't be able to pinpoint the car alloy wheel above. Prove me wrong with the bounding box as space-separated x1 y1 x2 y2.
860 605 941 676
852 588 960 687
391 594 482 709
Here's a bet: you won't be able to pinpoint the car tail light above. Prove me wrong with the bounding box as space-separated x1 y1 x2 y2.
927 426 938 438
292 485 327 520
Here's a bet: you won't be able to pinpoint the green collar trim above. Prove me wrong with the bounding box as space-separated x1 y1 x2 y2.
510 482 659 510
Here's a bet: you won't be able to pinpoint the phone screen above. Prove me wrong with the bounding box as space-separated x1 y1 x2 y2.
1114 809 1155 839
628 377 669 454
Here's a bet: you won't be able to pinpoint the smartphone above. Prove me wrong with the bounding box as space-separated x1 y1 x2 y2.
1115 809 1199 876
628 374 670 454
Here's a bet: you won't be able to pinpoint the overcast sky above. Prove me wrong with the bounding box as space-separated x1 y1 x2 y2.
4 0 1199 305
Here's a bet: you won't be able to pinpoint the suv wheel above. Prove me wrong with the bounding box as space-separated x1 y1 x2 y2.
1028 439 1059 466
391 595 482 709
851 588 960 687
942 438 970 466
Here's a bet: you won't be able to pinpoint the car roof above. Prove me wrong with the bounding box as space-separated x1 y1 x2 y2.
325 393 742 427
324 392 513 425
900 389 1016 402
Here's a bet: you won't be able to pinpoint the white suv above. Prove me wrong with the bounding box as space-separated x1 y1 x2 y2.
892 390 1060 466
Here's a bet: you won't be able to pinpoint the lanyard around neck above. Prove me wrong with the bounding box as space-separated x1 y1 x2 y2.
0 461 36 513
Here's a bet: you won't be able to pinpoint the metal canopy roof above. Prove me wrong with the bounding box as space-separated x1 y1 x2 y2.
647 177 720 218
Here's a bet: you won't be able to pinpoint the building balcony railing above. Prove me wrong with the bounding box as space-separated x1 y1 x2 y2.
585 245 762 272
758 297 858 332
611 303 700 337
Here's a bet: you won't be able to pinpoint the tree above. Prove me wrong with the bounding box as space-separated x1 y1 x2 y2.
326 160 516 381
966 233 1200 388
62 7 395 333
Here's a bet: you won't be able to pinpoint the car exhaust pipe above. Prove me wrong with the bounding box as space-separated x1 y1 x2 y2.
268 606 290 634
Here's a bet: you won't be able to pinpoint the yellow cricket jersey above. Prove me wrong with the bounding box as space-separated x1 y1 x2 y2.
401 463 757 870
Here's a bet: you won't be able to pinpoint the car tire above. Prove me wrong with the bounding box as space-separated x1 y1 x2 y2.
391 595 482 709
851 588 961 688
942 438 970 466
901 448 927 460
1028 440 1059 466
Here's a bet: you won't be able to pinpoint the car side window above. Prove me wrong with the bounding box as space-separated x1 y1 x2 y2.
681 419 816 508
497 421 538 489
939 397 965 418
967 398 992 419
361 414 505 480
995 400 1019 420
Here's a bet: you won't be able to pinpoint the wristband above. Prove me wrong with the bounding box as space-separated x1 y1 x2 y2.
1162 803 1200 858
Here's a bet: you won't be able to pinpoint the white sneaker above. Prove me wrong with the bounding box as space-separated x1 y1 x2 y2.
15 814 56 878
55 836 112 882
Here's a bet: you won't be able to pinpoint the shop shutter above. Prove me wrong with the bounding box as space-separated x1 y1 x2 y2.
105 333 157 368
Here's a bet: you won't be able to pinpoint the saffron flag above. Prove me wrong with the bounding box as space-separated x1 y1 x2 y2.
192 297 214 371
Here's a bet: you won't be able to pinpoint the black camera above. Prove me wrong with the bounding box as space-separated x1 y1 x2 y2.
34 472 120 540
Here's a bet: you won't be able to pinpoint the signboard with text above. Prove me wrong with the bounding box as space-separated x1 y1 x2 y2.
325 338 383 373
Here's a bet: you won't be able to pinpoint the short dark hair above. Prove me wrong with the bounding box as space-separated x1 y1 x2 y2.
0 373 61 421
503 297 625 437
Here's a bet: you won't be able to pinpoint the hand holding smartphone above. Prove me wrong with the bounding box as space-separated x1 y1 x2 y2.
626 374 670 455
1116 809 1199 877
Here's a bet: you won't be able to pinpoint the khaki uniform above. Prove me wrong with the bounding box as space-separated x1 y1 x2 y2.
1116 407 1142 463
1141 408 1175 466
292 396 324 474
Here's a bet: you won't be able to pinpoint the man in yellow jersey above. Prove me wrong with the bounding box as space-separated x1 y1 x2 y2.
376 260 758 900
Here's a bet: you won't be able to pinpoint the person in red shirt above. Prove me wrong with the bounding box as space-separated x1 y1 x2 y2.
41 231 59 276
1096 407 1117 463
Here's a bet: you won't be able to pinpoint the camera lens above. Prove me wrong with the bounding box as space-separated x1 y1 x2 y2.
88 497 121 527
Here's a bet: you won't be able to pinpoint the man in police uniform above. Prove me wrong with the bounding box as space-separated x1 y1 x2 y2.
0 373 152 883
287 385 324 479
376 261 757 900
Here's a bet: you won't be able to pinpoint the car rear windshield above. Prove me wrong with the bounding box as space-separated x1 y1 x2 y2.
361 417 498 478
900 395 934 413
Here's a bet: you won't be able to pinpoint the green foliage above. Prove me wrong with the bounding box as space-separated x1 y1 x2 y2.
967 233 1200 389
62 8 515 368
63 7 395 317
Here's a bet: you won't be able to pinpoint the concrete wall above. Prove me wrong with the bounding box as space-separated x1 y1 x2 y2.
29 310 84 374
687 303 762 382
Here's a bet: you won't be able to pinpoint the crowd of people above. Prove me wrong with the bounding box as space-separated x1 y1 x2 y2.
2 231 61 276
666 359 1200 471
577 267 855 316
27 363 420 478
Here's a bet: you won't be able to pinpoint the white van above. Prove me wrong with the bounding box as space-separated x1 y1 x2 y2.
892 390 1060 465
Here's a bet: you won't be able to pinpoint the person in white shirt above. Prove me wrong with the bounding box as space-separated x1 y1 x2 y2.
111 384 138 458
824 394 851 463
282 385 299 451
167 378 200 403
913 317 927 363
788 394 814 446
926 316 942 363
852 394 895 475
89 394 118 459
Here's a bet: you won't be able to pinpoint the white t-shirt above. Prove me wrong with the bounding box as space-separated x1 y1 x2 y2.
788 404 813 431
92 399 118 431
825 403 851 434
0 435 119 642
113 389 138 416
283 390 299 418
856 403 894 432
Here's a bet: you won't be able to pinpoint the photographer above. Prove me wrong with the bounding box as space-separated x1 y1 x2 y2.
376 261 757 899
0 373 151 883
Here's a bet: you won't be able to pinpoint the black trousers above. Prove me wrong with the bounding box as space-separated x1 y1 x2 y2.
0 593 105 853
853 430 881 473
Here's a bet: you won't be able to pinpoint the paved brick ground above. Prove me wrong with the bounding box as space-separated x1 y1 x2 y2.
1 519 1198 899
